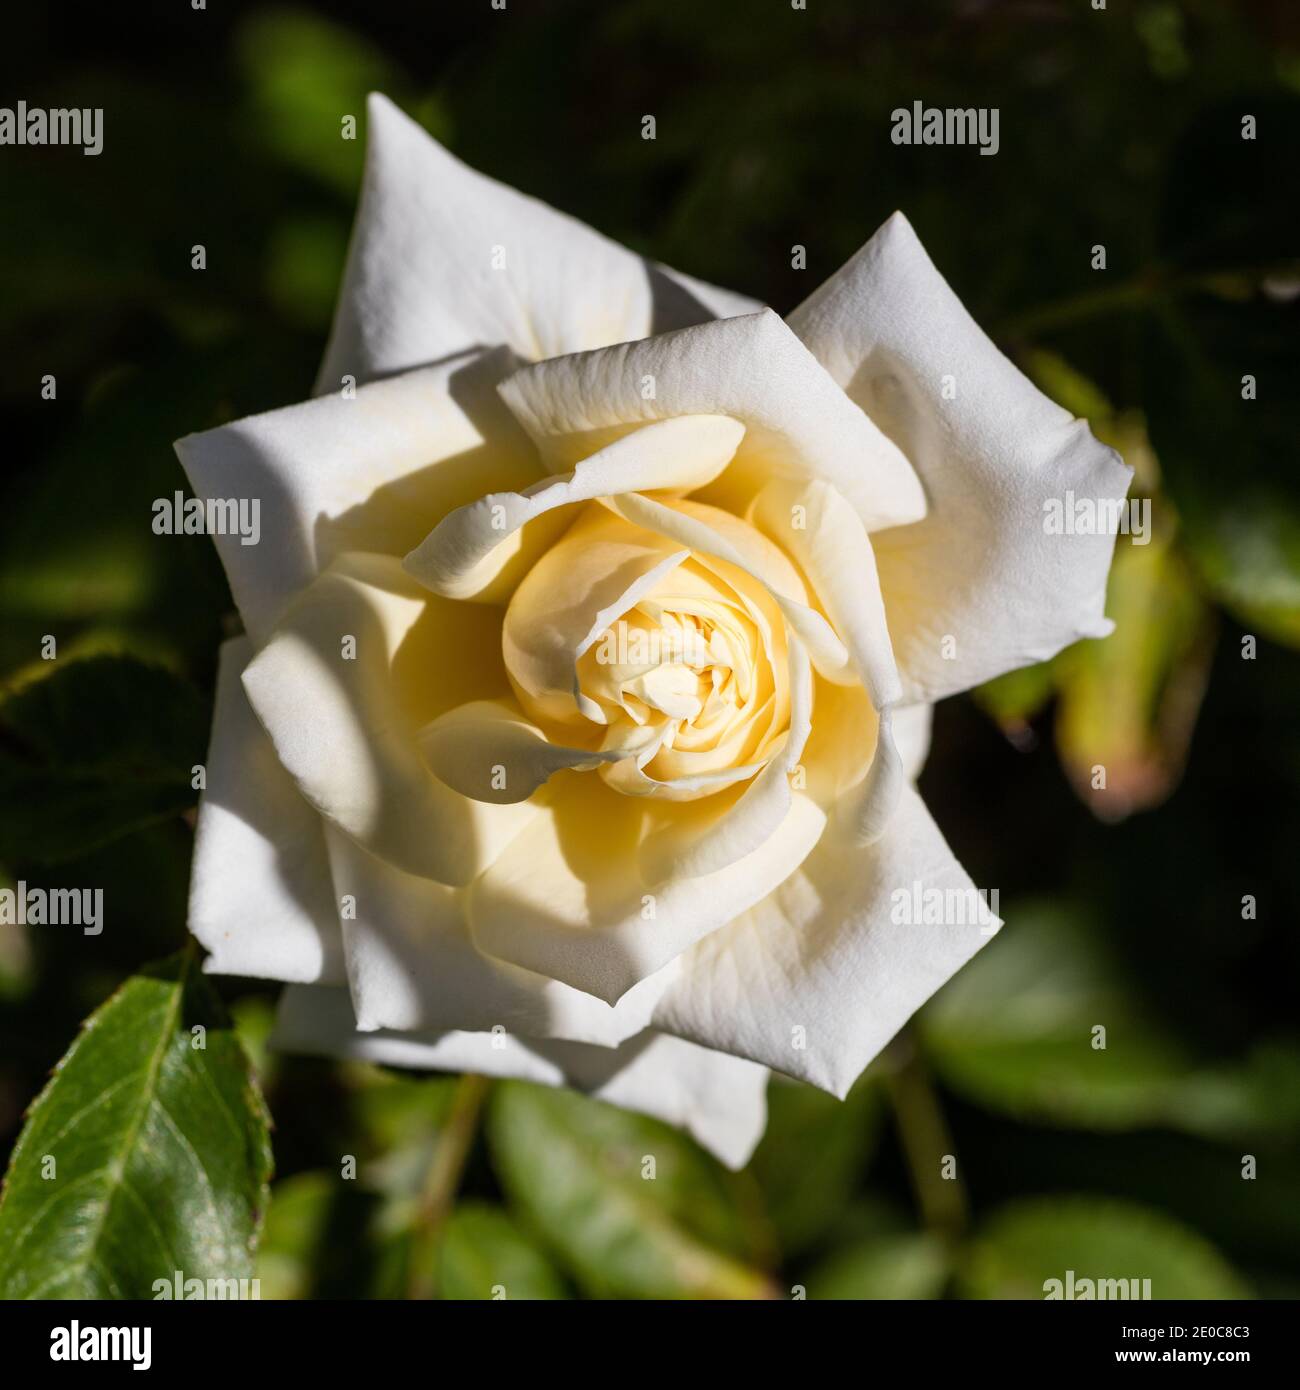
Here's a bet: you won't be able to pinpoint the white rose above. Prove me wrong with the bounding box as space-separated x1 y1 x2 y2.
177 96 1130 1168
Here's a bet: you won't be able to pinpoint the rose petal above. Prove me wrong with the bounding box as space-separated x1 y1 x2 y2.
325 826 671 1045
749 479 901 707
316 94 762 391
418 698 658 804
749 476 909 843
190 637 344 984
595 491 904 841
497 506 693 729
498 308 926 532
467 771 826 1004
651 783 1000 1097
403 414 745 602
894 701 934 781
602 492 851 680
628 633 811 882
788 211 1132 701
175 348 541 644
273 985 769 1168
241 552 533 886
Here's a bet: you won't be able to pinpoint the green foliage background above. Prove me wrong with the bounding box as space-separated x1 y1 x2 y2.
0 0 1297 1299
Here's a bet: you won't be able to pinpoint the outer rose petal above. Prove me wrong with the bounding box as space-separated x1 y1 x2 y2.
273 985 769 1169
498 309 926 532
316 94 762 392
651 783 1000 1097
788 211 1133 702
175 348 542 644
324 826 673 1046
242 552 533 886
893 701 934 781
190 637 344 984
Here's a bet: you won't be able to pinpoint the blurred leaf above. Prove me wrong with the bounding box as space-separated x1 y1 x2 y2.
230 995 278 1088
979 351 1217 815
922 901 1190 1130
437 1201 567 1300
972 661 1056 743
0 655 208 864
1021 347 1114 425
805 1232 951 1300
0 357 243 677
1054 525 1216 821
1168 1041 1300 1141
960 1196 1249 1300
923 901 1300 1141
255 1168 388 1300
344 1070 470 1298
0 872 33 1003
254 1068 466 1299
488 1082 772 1299
236 8 404 196
748 1075 879 1257
263 216 350 329
0 946 272 1298
350 1071 459 1214
256 1171 334 1300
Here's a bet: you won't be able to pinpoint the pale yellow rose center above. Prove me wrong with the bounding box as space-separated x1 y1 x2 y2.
502 499 801 802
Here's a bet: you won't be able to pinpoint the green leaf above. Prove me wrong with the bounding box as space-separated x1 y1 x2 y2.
972 661 1056 736
0 655 208 864
255 1171 335 1301
1052 520 1216 822
975 350 1217 816
438 1202 567 1301
0 869 33 1002
0 946 272 1298
805 1232 951 1300
921 901 1189 1129
1021 347 1114 424
255 1168 396 1300
748 1075 879 1256
960 1197 1249 1300
350 1071 460 1214
263 217 350 329
488 1082 773 1299
235 9 407 196
924 900 1300 1141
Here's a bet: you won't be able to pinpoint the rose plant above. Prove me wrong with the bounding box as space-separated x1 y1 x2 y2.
177 95 1129 1167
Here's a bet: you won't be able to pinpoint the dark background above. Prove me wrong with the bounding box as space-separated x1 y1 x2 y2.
1 0 1297 1298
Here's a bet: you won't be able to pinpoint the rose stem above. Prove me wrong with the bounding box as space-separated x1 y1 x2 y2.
881 1032 968 1242
407 1072 492 1300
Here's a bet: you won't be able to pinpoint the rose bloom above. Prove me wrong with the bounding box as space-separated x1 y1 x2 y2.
177 96 1129 1167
